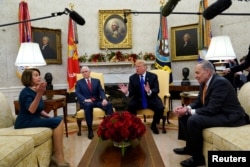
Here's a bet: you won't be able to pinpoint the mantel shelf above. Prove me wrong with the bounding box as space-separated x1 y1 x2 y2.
79 61 155 67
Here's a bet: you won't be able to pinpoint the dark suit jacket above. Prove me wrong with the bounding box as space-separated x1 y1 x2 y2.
230 46 250 73
75 78 106 107
41 45 56 59
128 71 163 112
190 74 246 125
176 41 197 56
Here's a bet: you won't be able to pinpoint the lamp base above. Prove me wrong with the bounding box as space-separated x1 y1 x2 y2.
213 61 229 76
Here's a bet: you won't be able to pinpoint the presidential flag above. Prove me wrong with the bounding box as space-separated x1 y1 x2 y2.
155 6 173 83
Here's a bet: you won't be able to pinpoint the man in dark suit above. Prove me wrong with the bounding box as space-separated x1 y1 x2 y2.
176 33 197 56
76 66 113 139
41 36 56 59
224 45 250 77
118 60 164 134
173 60 249 167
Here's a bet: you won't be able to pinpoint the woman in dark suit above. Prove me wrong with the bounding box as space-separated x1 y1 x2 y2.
14 68 69 167
173 60 248 167
118 60 164 134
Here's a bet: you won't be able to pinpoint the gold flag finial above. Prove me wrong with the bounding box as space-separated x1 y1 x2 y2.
69 3 74 10
160 0 165 6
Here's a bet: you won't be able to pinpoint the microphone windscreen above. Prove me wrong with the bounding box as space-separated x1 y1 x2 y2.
70 11 85 26
203 0 232 20
162 0 181 17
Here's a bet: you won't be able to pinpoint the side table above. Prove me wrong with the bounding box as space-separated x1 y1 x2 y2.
180 92 198 106
169 84 200 111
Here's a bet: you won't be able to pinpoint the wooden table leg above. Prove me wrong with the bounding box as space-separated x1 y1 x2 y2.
63 105 68 137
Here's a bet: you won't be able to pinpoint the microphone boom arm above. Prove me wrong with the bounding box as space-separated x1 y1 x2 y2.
124 10 250 16
0 9 69 27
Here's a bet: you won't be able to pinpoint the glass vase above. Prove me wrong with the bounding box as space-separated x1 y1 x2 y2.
113 141 131 156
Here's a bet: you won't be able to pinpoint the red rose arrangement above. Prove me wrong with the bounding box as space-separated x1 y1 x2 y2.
97 111 146 143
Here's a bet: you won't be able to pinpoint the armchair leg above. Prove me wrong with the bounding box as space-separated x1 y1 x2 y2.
162 115 167 134
77 118 83 136
143 115 146 122
166 112 171 124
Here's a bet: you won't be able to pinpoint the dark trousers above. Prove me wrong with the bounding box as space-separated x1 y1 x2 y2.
80 101 113 129
127 98 164 125
178 113 247 161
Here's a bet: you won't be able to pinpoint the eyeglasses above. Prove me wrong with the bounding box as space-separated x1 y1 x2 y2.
81 71 89 73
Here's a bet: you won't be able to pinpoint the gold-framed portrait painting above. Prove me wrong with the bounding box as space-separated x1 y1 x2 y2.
99 10 132 49
32 27 62 64
171 24 199 61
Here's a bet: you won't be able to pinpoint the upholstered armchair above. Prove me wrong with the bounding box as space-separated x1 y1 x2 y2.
74 72 111 136
137 69 171 133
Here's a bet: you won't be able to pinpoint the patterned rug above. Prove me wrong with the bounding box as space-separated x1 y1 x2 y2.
64 114 178 135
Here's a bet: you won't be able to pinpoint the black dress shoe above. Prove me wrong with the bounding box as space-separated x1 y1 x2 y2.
88 130 94 139
150 125 159 134
173 147 191 155
180 157 205 167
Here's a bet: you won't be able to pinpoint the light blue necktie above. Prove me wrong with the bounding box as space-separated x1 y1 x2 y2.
140 75 147 109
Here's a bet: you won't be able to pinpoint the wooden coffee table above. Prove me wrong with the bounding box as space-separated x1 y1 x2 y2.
77 126 165 167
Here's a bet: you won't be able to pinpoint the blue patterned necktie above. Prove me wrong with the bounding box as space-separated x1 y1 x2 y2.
140 75 147 108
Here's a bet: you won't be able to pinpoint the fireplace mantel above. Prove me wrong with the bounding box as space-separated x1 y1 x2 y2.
79 61 155 84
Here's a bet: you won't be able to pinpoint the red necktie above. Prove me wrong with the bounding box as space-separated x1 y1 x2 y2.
87 79 92 91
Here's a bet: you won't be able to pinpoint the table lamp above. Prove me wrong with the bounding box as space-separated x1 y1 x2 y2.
15 42 46 67
205 36 236 75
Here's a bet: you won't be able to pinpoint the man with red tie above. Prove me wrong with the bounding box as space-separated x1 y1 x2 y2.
76 66 113 139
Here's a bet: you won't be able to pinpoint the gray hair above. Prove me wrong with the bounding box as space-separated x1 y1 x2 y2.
80 66 90 72
199 60 215 73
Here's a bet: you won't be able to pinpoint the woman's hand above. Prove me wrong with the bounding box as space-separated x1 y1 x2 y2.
223 68 231 75
35 82 47 95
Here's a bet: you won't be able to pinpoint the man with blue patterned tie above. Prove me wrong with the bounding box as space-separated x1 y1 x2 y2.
118 60 164 134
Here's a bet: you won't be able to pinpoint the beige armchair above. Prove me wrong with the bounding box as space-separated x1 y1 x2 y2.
137 69 170 133
75 72 111 136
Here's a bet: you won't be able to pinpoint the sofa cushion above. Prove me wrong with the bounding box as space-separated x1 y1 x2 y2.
238 82 250 116
0 92 14 128
0 136 34 167
0 127 52 146
203 125 250 150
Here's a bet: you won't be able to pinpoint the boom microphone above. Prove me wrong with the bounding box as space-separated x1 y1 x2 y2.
203 0 232 20
65 8 85 26
162 0 181 17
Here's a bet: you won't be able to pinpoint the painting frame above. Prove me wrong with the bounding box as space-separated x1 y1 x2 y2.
171 24 200 61
31 27 62 64
99 10 132 49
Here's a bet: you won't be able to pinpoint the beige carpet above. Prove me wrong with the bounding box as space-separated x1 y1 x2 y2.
64 114 178 135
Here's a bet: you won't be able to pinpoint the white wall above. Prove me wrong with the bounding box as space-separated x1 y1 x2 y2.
0 0 249 107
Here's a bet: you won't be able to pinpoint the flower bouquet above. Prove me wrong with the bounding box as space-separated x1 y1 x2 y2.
108 51 127 62
127 53 139 64
97 111 146 155
143 52 156 61
88 53 105 62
